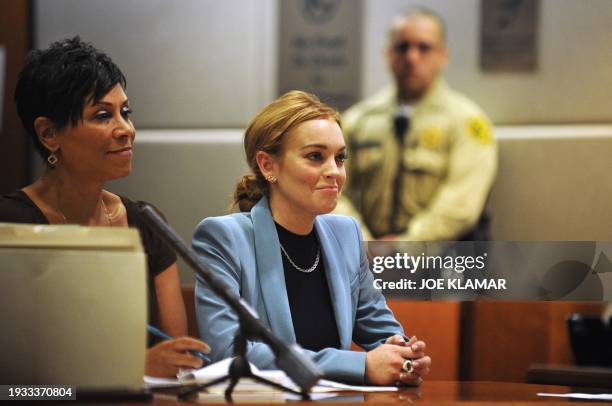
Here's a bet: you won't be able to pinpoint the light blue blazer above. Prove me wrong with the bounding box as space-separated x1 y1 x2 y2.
192 196 404 383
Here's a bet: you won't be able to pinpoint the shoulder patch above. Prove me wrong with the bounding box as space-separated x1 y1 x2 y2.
466 116 493 144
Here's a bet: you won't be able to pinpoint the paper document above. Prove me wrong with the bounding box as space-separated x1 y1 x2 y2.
145 357 399 393
183 357 290 388
143 376 184 388
317 379 397 392
197 392 339 403
538 392 612 401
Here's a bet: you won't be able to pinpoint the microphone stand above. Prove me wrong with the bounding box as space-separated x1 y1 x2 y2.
138 204 321 402
178 325 307 401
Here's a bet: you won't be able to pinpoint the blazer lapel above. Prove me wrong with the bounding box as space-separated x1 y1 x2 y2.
251 197 297 343
315 217 352 349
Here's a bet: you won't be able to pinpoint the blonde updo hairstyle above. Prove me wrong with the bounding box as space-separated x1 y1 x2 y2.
233 90 341 212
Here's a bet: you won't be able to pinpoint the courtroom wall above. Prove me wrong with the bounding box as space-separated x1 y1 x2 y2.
35 0 612 127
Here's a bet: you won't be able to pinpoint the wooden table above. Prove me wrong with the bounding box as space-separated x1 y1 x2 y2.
136 381 611 405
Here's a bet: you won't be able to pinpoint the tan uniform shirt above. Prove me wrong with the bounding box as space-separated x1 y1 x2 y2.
337 79 497 241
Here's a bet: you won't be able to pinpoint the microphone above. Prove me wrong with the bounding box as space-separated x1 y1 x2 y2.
393 104 411 144
137 203 322 391
389 104 412 235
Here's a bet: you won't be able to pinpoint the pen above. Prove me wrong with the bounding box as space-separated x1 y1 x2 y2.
147 324 211 364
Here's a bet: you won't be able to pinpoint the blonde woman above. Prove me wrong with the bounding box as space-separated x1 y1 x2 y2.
193 91 431 385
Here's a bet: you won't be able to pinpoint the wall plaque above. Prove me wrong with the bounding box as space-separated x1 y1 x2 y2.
480 0 539 72
278 0 362 110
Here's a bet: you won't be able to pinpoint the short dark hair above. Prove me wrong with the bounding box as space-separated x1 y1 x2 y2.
14 36 126 160
390 6 447 44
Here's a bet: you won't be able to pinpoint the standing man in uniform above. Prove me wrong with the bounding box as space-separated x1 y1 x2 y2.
337 7 497 241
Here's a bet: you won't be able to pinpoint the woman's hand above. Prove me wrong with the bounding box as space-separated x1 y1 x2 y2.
145 337 210 377
365 336 431 386
385 334 409 346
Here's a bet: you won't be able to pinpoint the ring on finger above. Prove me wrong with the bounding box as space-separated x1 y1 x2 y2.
401 359 413 374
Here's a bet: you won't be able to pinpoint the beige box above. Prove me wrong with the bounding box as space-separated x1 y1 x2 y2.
0 224 147 389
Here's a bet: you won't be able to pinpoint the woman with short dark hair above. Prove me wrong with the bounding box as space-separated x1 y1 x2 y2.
1 36 209 377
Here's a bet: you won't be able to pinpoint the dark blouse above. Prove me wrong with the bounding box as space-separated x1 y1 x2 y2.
275 221 340 352
0 190 177 346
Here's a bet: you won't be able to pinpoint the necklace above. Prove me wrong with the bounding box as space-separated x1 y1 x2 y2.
279 243 320 273
57 198 112 226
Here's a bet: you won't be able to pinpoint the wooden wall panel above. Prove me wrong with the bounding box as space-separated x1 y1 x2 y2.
460 301 604 382
460 302 548 382
0 0 30 193
387 300 461 381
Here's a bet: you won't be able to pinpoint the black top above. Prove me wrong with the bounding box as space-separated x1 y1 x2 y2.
0 190 177 347
275 221 340 352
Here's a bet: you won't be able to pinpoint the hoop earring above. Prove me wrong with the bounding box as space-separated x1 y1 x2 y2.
266 175 277 184
47 152 58 167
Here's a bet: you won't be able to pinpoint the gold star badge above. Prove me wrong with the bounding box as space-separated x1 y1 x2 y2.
420 127 443 149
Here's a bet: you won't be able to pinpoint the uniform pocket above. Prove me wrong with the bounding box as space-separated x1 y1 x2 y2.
352 141 383 173
402 148 446 206
403 147 445 176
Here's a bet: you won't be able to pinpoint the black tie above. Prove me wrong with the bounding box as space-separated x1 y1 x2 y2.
389 109 411 235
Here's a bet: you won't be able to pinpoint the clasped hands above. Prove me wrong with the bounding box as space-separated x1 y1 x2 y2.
365 335 431 386
145 334 431 385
